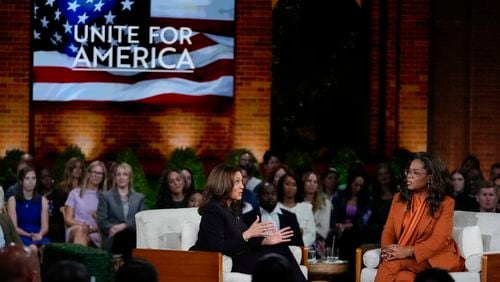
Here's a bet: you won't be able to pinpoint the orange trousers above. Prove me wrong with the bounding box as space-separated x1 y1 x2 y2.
374 258 431 282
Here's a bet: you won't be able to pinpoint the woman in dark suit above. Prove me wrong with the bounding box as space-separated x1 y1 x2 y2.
375 152 464 281
191 163 306 282
97 162 146 258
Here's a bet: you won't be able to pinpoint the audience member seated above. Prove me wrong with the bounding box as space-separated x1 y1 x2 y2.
267 164 290 187
243 181 304 247
97 162 146 258
187 191 203 208
476 180 499 213
0 244 41 282
368 163 398 244
239 151 262 192
321 167 340 201
115 258 158 282
65 160 108 247
461 154 481 174
7 166 50 254
181 167 196 196
332 166 372 278
43 260 91 282
58 157 85 193
489 162 500 181
277 172 316 247
302 171 332 257
4 160 32 201
239 165 260 212
414 267 454 282
155 169 189 209
494 175 500 210
252 253 293 282
0 212 22 247
38 167 67 243
2 153 34 192
190 164 306 282
375 152 464 282
263 150 283 180
451 169 477 211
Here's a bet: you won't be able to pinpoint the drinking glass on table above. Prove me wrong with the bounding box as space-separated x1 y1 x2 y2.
326 247 339 263
307 249 317 263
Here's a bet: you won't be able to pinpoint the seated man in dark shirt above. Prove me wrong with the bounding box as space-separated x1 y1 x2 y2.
243 181 304 247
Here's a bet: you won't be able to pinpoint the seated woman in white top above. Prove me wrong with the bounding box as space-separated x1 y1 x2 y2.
302 171 332 257
277 172 316 247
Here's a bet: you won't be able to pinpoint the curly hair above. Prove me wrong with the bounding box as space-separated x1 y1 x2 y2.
399 152 451 217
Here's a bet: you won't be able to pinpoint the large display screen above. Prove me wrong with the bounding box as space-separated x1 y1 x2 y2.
32 0 235 102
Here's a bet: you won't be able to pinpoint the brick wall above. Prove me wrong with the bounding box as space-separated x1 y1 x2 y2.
0 0 31 155
0 0 271 174
369 0 430 160
429 0 500 176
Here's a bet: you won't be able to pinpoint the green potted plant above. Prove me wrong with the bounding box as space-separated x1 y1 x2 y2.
0 148 25 186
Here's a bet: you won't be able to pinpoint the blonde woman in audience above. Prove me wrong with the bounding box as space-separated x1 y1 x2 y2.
97 162 146 258
302 171 332 257
277 172 316 247
59 157 84 192
64 160 107 247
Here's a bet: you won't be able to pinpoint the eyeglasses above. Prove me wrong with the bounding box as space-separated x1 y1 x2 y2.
90 171 104 177
404 169 426 178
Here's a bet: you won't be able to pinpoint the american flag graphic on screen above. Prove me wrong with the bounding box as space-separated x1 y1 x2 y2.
32 0 235 102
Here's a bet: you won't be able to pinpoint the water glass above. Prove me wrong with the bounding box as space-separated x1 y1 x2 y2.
307 249 317 263
326 247 339 263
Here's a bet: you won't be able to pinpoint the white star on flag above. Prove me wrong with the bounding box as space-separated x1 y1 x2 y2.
78 12 89 24
104 10 116 24
121 0 134 11
67 0 80 12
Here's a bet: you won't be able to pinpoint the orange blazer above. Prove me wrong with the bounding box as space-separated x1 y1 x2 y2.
381 193 464 271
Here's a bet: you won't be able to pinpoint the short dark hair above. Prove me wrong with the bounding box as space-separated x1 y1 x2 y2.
115 258 158 282
252 253 293 282
43 260 90 282
414 267 454 282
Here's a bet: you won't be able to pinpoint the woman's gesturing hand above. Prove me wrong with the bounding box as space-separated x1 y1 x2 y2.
262 226 294 245
242 216 276 240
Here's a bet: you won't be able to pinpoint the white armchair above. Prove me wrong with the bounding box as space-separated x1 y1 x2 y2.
356 211 500 282
134 208 308 282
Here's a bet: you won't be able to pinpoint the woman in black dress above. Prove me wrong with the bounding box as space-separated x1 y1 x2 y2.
191 163 306 282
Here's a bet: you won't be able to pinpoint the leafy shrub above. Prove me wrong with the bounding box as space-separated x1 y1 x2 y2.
42 243 114 282
0 149 25 186
330 146 364 185
116 148 155 208
52 145 86 185
285 150 314 177
167 147 205 190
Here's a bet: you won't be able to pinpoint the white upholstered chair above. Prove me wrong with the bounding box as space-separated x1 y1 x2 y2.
134 208 308 282
356 211 500 282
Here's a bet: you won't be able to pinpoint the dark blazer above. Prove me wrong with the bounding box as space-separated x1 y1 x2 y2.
0 213 22 245
96 189 146 251
191 200 306 281
96 188 146 235
242 207 304 247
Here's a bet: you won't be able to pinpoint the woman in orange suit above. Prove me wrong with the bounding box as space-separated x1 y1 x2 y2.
375 152 464 281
